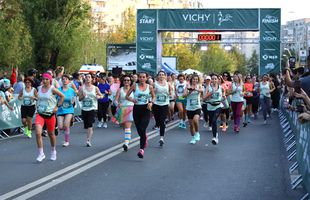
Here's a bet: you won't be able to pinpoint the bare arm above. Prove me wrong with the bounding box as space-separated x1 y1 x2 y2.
149 85 156 103
126 84 136 103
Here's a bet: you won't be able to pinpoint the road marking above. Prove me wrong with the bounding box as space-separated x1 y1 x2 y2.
1 120 180 200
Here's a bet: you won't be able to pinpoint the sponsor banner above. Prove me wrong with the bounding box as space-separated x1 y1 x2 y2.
0 98 22 130
137 9 157 75
158 9 259 30
259 42 281 74
260 41 281 75
260 9 281 41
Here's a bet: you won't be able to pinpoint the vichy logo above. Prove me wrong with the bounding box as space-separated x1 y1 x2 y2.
139 15 155 24
262 15 279 23
139 54 154 60
262 54 278 60
140 36 154 42
182 14 211 22
263 36 278 41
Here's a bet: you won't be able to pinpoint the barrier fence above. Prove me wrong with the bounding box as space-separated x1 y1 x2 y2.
0 98 82 138
280 97 310 200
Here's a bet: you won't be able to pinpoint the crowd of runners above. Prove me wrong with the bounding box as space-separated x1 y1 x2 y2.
0 67 282 161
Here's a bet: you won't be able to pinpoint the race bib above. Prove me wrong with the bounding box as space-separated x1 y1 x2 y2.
190 99 198 106
62 101 71 109
23 97 31 106
156 94 167 103
83 99 93 108
37 104 47 114
212 92 219 99
137 94 148 104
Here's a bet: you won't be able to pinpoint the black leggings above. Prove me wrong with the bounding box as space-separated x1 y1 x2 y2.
152 104 169 137
208 108 222 137
202 104 211 126
97 101 109 122
133 105 150 149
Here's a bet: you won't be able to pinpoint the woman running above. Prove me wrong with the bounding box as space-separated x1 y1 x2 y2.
18 77 38 138
153 71 172 146
204 74 224 144
115 75 134 151
243 75 254 126
126 72 155 158
183 74 203 144
175 74 187 129
35 73 65 162
97 74 111 128
230 73 245 133
167 73 176 123
219 75 229 132
56 74 76 147
202 75 212 130
78 73 103 147
258 74 275 124
252 75 260 119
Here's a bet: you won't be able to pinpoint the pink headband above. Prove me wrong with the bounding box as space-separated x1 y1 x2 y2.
42 73 52 81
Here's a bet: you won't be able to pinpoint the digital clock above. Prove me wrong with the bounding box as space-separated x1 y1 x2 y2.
198 34 222 41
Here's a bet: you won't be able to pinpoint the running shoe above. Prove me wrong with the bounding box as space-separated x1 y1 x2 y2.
159 138 164 146
181 122 186 129
190 136 196 144
236 126 240 133
264 120 267 125
86 140 92 147
122 144 128 151
103 122 108 128
50 151 57 161
194 132 200 141
137 149 144 159
63 142 69 147
203 122 208 128
243 122 248 127
26 129 32 138
42 130 48 137
211 133 219 145
97 121 103 128
36 153 46 162
178 122 183 128
208 127 212 132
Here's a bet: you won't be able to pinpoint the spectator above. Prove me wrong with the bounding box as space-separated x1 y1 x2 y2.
10 67 17 86
13 74 25 98
27 68 41 89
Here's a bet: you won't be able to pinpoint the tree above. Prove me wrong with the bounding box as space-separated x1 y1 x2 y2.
229 46 247 74
246 50 259 75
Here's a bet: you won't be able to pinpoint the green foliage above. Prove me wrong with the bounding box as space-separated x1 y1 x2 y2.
246 50 259 75
230 46 246 74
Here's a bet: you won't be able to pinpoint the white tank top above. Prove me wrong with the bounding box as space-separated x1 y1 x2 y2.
22 87 35 106
154 81 169 106
81 85 97 111
120 87 134 107
37 85 57 114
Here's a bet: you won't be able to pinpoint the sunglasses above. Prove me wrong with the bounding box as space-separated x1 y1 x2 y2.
124 79 131 82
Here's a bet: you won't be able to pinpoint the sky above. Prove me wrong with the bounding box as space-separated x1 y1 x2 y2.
201 0 309 24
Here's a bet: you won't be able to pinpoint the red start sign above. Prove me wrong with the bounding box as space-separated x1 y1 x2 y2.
197 34 221 41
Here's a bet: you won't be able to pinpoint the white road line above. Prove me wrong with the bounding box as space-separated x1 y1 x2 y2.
0 120 179 200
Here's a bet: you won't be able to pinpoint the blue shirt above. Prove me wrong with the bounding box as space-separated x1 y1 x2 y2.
57 87 76 116
98 83 110 103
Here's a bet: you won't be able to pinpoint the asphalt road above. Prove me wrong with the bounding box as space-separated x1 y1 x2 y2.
0 113 306 200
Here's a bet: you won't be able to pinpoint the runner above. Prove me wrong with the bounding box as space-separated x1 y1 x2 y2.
153 71 172 146
18 77 38 138
175 74 187 129
78 73 103 147
230 73 245 133
97 74 110 128
126 72 155 158
114 75 134 151
243 75 254 127
258 74 275 124
56 74 76 147
204 74 224 144
35 73 65 162
167 73 176 123
183 74 203 144
202 75 212 130
219 75 229 132
252 75 260 119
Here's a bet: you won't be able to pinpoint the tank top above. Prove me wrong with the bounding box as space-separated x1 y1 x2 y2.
186 86 202 111
202 84 211 104
244 82 254 97
134 83 150 105
154 81 169 106
231 82 244 102
81 85 97 111
207 85 224 111
260 82 271 98
37 85 57 115
22 87 35 106
120 87 134 107
176 82 186 99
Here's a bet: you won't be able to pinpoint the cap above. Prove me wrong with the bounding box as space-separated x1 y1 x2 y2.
205 76 211 80
28 68 38 76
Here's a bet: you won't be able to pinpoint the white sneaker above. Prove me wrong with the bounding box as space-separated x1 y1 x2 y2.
208 127 212 132
62 142 69 147
97 121 103 128
50 151 57 161
190 137 196 144
211 133 219 145
36 153 46 162
264 120 267 125
203 123 208 128
103 122 108 128
86 140 92 147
